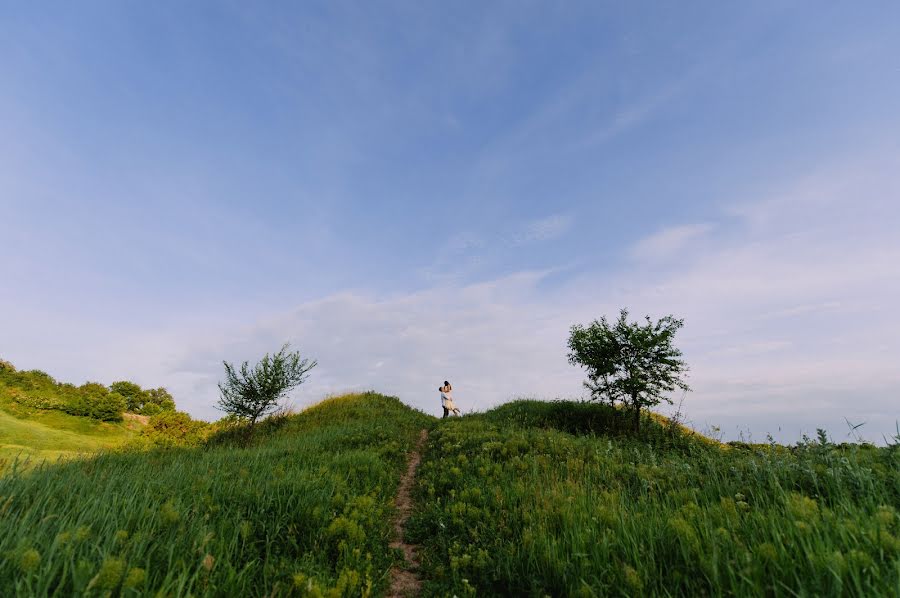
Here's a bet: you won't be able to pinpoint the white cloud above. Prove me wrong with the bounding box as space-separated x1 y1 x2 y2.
3 154 898 445
629 223 714 261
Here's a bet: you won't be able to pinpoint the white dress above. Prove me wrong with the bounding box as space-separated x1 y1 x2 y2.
441 390 458 412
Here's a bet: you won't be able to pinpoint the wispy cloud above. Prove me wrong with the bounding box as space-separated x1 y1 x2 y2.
629 223 714 262
420 213 573 283
510 214 573 246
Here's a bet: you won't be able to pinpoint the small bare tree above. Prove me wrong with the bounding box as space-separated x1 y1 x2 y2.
217 344 316 426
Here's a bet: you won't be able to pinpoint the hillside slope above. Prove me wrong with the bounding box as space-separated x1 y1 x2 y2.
0 406 143 470
408 400 900 596
2 395 897 596
0 392 432 596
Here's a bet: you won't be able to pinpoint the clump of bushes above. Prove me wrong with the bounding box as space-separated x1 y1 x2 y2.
0 359 176 422
109 381 176 416
140 411 213 447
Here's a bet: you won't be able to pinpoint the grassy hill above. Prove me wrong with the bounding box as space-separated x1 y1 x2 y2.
0 409 143 468
1 394 897 596
408 400 900 596
0 369 145 471
0 393 430 596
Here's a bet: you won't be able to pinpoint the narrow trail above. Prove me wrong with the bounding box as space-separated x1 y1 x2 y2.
387 428 428 598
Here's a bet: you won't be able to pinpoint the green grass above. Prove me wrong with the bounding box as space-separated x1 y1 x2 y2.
0 392 432 596
0 407 143 470
408 400 900 597
3 393 898 596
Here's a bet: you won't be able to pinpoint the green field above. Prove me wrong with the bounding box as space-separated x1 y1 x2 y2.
0 406 143 470
0 393 429 596
1 394 898 596
408 401 900 596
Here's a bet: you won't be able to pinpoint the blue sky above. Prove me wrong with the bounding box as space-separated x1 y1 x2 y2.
2 2 899 442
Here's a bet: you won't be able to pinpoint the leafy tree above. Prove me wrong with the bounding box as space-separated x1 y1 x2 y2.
143 388 176 415
71 382 125 421
110 381 144 412
567 309 690 433
93 392 126 421
217 344 316 426
109 381 176 414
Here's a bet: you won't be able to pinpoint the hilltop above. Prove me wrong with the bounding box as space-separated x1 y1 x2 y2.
0 393 897 596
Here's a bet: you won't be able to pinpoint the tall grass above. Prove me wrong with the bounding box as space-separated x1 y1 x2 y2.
0 392 431 596
408 400 900 596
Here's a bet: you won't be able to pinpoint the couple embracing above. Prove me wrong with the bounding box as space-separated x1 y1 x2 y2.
439 380 461 418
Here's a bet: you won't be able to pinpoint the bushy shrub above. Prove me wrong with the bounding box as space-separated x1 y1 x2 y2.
109 381 176 415
0 361 168 422
109 381 143 411
141 387 176 414
93 392 126 422
56 383 123 421
141 411 211 447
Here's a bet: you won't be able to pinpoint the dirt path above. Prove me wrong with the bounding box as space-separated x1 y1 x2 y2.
387 429 428 598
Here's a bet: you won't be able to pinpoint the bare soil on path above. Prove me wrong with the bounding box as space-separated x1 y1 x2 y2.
387 429 428 598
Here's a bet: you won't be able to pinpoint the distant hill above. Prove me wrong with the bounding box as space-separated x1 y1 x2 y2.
0 359 161 469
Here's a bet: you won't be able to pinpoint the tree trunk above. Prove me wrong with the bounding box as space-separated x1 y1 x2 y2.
632 403 641 433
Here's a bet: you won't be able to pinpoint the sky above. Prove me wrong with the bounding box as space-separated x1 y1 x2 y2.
2 1 899 443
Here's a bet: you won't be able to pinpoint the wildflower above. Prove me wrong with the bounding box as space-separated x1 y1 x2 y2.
114 530 129 544
124 567 146 589
88 557 125 591
822 550 846 575
669 517 699 553
74 526 91 541
18 549 40 573
160 501 180 525
623 565 643 591
877 530 899 553
755 543 778 563
876 505 897 528
202 554 215 571
326 516 365 544
786 493 819 521
238 520 253 540
846 549 874 571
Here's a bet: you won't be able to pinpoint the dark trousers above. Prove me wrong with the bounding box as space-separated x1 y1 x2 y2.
442 407 449 418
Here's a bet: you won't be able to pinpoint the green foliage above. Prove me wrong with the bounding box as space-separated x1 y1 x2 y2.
568 309 690 431
0 361 177 425
109 381 143 411
408 401 899 596
140 387 176 415
140 410 212 448
0 393 431 596
109 381 176 415
217 344 317 425
68 383 125 422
